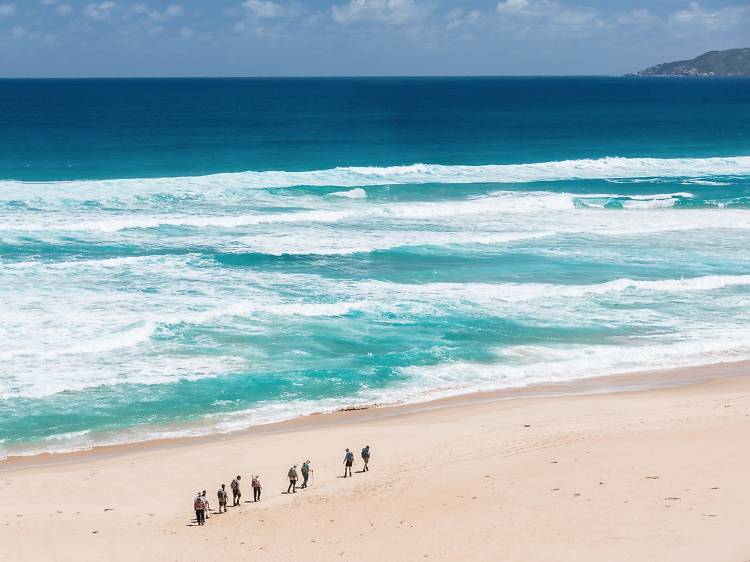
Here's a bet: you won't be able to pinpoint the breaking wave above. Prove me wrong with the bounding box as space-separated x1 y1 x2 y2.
3 155 750 196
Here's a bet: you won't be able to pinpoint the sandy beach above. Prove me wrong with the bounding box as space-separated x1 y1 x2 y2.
3 362 750 562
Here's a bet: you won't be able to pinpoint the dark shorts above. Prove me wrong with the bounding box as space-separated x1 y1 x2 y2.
345 461 353 467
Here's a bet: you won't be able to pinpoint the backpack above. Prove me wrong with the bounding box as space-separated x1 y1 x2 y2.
194 496 205 510
231 479 238 491
217 489 226 501
361 447 369 457
346 451 354 462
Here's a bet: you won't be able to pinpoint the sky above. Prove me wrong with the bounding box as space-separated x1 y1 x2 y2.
0 0 749 76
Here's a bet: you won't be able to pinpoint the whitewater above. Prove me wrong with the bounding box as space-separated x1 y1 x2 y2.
2 153 750 459
3 76 750 458
3 155 750 195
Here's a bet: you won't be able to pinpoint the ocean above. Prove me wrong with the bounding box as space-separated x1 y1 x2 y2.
2 77 750 458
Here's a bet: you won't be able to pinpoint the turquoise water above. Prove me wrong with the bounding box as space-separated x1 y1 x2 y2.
2 77 750 457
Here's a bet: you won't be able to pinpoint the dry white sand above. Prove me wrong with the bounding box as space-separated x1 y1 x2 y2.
2 363 750 561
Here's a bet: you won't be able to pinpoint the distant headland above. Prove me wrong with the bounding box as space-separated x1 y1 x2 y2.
632 48 750 77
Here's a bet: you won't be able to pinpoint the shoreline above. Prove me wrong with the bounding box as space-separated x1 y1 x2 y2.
4 356 750 561
4 358 748 471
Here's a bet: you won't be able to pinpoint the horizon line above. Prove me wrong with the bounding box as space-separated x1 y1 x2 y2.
0 73 618 79
1 74 743 80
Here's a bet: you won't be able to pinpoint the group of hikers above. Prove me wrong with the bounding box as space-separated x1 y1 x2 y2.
192 445 371 526
192 473 262 526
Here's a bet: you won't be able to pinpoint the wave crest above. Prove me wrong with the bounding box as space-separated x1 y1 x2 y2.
3 155 750 195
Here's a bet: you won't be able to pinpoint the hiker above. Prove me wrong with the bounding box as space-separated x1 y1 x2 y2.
361 445 371 471
217 484 228 513
231 475 242 506
301 459 313 488
252 475 262 502
202 490 210 519
194 492 206 526
287 465 298 494
343 448 354 477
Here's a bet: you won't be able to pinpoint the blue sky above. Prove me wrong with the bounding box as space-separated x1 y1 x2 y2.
0 0 749 76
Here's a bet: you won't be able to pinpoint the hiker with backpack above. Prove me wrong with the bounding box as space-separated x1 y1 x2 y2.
287 465 299 494
194 491 206 526
361 445 371 471
301 460 313 488
343 448 354 477
202 490 210 519
231 475 242 506
252 475 262 502
217 484 228 513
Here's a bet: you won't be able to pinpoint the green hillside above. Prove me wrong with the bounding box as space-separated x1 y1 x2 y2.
637 48 750 76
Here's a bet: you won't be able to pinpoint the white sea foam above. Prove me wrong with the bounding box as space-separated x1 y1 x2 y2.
355 274 750 305
397 329 750 400
232 230 556 256
1 188 739 237
43 429 92 442
294 275 750 324
2 209 351 233
3 268 748 401
620 198 679 209
330 188 367 198
618 192 693 200
1 254 214 277
0 322 155 360
0 191 577 233
682 179 732 186
217 206 750 255
0 354 241 400
573 192 692 209
3 156 750 199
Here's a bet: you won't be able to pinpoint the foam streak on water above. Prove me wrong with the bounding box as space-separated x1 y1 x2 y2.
3 156 750 197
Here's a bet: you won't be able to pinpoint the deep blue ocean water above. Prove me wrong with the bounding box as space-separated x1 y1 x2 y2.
2 77 750 457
